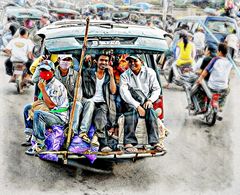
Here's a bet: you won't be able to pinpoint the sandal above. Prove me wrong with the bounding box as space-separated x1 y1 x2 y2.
79 132 91 144
124 144 138 153
101 146 112 152
152 143 166 152
91 134 100 147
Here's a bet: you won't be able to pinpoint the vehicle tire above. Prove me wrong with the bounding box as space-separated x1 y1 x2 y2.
205 108 217 126
162 58 174 83
16 75 23 94
16 79 20 94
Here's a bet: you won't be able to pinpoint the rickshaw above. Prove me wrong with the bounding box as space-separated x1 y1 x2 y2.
32 19 169 172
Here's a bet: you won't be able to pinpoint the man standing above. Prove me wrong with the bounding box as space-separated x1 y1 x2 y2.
82 54 117 152
25 60 69 155
120 55 162 153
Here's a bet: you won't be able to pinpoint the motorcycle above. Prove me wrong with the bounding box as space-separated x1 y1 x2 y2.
12 62 32 94
184 78 221 126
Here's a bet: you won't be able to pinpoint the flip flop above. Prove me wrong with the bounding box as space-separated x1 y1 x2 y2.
79 132 91 144
124 145 138 153
152 144 166 152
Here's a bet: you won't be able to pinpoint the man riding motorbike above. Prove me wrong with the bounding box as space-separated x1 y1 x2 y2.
196 43 232 113
4 27 34 83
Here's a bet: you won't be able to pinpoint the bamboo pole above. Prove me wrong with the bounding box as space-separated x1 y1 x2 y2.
66 17 90 149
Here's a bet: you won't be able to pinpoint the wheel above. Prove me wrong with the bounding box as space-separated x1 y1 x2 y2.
16 79 20 94
205 108 218 126
16 75 23 94
162 58 174 83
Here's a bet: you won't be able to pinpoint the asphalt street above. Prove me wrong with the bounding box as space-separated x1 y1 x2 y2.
0 54 240 195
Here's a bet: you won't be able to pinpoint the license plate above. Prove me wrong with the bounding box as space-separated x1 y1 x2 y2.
13 70 23 75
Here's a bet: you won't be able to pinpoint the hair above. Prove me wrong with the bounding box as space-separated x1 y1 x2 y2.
218 42 228 56
95 54 111 61
205 44 217 56
19 27 28 36
232 29 236 34
183 34 188 50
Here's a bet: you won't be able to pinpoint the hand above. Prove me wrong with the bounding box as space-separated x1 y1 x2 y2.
38 79 46 91
137 105 146 117
106 65 114 77
39 55 49 62
196 78 202 85
143 100 153 109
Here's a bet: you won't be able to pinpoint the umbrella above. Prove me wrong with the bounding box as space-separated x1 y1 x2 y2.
133 2 153 11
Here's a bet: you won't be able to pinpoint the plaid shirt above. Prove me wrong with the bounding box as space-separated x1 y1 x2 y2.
45 77 69 123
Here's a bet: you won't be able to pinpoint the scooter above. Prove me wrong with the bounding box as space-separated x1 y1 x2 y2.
12 62 32 94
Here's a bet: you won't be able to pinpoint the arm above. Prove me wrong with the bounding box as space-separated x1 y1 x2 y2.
3 48 11 56
30 56 44 74
120 74 140 109
196 69 208 84
148 69 161 103
107 65 117 94
192 43 196 60
196 57 219 84
38 80 56 109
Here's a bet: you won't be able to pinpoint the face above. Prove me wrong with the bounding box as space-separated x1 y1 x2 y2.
128 58 142 73
59 57 72 70
97 55 109 70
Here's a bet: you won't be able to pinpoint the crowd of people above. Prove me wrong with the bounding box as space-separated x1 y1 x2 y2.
19 52 166 155
1 0 239 158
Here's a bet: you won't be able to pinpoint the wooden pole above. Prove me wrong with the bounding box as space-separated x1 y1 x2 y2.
66 17 90 149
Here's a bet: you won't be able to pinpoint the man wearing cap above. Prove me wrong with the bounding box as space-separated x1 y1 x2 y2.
54 55 95 144
24 60 69 155
120 55 162 153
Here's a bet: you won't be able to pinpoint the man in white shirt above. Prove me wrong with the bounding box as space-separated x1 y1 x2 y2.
4 27 34 82
197 43 232 110
193 26 205 57
120 55 162 153
225 29 239 58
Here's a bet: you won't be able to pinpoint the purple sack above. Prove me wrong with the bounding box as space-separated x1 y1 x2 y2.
68 125 99 164
39 125 65 162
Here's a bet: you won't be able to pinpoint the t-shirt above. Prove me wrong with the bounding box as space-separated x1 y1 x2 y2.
200 56 214 81
225 34 239 51
176 41 194 66
6 37 34 63
206 57 232 90
90 74 105 103
193 32 205 50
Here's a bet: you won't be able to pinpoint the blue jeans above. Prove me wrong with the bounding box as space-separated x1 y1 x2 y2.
70 99 94 134
23 104 33 135
78 98 95 134
33 110 65 142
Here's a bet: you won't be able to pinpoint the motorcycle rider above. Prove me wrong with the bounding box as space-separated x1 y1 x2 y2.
4 27 34 82
165 32 196 88
194 44 217 80
196 43 232 112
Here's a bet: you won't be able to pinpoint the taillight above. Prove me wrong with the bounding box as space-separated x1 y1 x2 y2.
211 93 220 108
153 96 164 120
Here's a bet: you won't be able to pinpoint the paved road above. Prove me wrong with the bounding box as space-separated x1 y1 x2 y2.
0 54 240 195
